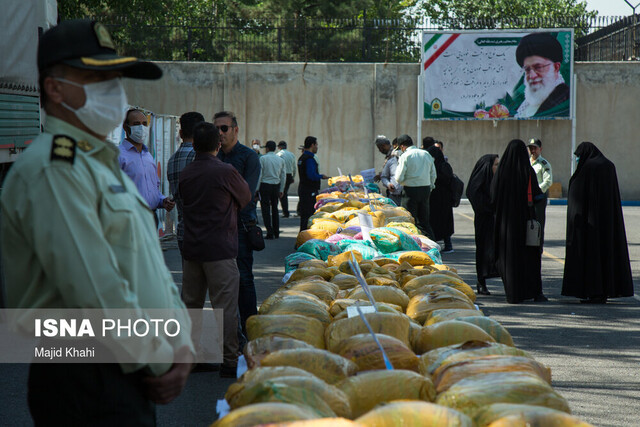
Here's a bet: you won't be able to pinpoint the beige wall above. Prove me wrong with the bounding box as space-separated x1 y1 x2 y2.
125 62 640 199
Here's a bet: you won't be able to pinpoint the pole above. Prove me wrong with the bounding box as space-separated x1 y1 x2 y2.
417 75 422 146
570 73 577 176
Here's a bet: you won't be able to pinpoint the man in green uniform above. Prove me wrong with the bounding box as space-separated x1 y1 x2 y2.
0 20 194 425
528 138 553 250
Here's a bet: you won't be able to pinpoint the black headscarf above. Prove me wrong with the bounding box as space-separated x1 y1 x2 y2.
562 142 633 299
467 154 498 215
426 146 454 240
491 139 542 303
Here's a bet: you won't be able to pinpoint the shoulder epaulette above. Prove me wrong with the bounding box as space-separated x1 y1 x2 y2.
50 135 76 164
540 159 548 165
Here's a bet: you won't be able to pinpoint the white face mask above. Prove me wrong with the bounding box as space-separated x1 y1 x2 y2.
128 124 149 144
56 78 128 136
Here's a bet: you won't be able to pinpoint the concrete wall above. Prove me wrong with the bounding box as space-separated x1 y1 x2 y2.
125 62 640 199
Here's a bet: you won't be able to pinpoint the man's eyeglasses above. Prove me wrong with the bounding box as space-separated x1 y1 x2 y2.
216 125 232 133
522 63 552 75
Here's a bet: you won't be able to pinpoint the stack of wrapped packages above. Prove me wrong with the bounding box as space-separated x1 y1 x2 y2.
213 175 593 427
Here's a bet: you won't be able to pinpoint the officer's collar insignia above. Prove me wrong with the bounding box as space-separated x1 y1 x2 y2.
51 135 76 164
77 140 93 152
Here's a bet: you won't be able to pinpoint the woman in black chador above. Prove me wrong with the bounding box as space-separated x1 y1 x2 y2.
491 139 547 303
562 142 633 304
426 146 455 252
466 154 500 295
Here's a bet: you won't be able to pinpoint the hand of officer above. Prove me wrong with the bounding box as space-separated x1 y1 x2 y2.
143 345 194 404
321 174 329 179
373 173 381 182
388 183 395 191
279 192 284 199
163 198 176 212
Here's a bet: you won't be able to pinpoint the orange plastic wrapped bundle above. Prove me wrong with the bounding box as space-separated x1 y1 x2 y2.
432 355 552 393
244 337 315 369
425 309 485 325
325 312 411 352
397 251 435 266
406 291 476 325
475 403 594 427
347 286 410 311
372 258 400 267
419 341 532 376
328 250 363 268
336 333 420 372
283 280 339 303
408 282 476 303
296 229 332 248
354 401 473 427
259 290 328 315
403 273 469 293
435 372 571 419
211 402 321 427
329 208 361 223
454 316 514 346
229 376 352 418
260 348 358 384
225 366 317 406
246 314 326 349
309 219 342 233
337 370 436 418
414 320 496 354
330 273 360 290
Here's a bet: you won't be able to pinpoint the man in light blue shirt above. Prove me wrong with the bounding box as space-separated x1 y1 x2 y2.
119 108 174 226
394 134 436 239
276 140 296 217
259 140 286 239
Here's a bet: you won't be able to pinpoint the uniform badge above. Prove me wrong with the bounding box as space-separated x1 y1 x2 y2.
51 135 76 164
94 23 115 50
77 140 93 152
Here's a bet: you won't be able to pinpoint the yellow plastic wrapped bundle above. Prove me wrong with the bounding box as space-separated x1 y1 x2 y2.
317 204 343 213
336 333 420 372
260 348 358 384
246 314 326 349
372 258 400 267
406 291 477 325
263 296 333 326
347 286 410 311
364 276 399 287
354 401 473 427
339 199 366 209
337 370 436 418
328 175 363 186
330 273 360 290
259 290 328 315
403 273 468 293
419 341 533 376
432 355 552 393
325 312 411 352
283 280 339 303
376 206 412 219
408 283 476 303
298 259 329 269
385 221 419 235
243 337 315 369
454 316 515 346
425 309 485 325
287 267 334 282
225 366 317 406
330 208 361 223
476 403 594 427
230 376 352 418
365 266 398 279
260 419 362 426
432 264 458 273
211 402 320 427
414 320 496 354
436 372 571 419
339 260 376 275
328 300 402 317
398 251 435 266
310 219 342 234
328 251 363 268
296 229 332 248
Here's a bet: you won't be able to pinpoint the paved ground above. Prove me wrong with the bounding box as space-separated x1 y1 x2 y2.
1 200 638 426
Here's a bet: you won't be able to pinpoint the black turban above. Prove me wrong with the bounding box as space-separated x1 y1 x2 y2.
516 33 563 67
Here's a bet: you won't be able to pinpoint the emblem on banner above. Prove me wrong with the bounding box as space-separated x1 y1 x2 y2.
431 98 442 115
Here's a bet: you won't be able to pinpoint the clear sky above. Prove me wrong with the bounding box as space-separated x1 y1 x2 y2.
586 0 640 16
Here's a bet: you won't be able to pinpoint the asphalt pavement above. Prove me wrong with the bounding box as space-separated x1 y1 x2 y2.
1 200 638 426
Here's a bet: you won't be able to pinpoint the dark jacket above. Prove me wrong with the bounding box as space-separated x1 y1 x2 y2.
217 141 261 223
180 153 252 262
297 151 321 192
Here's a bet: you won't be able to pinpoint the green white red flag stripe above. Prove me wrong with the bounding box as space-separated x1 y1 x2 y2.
423 33 460 70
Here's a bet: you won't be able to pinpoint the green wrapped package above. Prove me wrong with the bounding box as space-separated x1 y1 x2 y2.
284 252 317 272
296 239 342 261
369 227 422 254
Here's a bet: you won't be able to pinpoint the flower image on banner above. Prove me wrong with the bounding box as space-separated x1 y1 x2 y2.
421 30 573 120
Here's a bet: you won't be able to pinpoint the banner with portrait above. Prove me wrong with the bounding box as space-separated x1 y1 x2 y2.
421 29 573 120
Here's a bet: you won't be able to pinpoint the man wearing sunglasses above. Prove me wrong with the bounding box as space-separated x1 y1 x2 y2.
214 111 261 346
515 32 570 118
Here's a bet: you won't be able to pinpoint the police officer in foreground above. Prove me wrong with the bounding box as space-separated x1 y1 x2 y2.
0 20 194 425
528 138 553 249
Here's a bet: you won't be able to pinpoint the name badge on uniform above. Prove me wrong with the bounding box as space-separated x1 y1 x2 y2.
109 185 126 193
